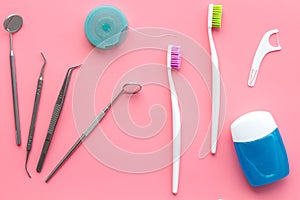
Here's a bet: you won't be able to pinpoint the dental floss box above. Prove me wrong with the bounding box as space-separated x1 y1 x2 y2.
231 111 289 187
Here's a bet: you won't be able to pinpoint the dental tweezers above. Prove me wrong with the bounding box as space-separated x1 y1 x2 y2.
25 52 46 178
36 65 80 172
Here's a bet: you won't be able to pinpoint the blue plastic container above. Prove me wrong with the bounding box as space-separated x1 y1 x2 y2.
231 111 289 187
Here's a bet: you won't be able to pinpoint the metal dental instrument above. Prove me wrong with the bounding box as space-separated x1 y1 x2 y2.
45 82 142 183
3 14 23 145
37 65 81 173
25 52 46 178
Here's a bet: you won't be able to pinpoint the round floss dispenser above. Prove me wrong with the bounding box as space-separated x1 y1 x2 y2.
84 5 128 49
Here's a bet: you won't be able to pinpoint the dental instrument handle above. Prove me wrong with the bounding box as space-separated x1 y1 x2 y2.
27 52 46 152
36 103 63 172
45 110 109 182
45 135 85 183
25 52 46 177
45 88 125 182
44 115 101 183
44 83 142 182
27 78 42 150
36 66 80 172
208 27 220 155
10 43 21 145
167 68 181 194
25 78 43 177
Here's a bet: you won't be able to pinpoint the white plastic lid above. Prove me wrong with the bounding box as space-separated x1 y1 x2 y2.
231 111 277 142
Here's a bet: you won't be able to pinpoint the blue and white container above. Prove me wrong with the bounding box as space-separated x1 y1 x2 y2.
231 111 289 187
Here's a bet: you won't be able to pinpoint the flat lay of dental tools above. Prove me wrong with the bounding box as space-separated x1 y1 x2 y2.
2 2 292 198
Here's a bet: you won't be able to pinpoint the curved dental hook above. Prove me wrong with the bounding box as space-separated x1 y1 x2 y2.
25 153 31 178
68 64 81 72
25 52 48 178
39 52 47 78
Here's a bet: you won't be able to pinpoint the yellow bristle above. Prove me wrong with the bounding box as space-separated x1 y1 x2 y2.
212 5 223 28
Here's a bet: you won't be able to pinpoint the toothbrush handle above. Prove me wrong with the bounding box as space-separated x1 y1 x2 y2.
10 50 21 145
172 93 181 195
211 62 220 154
208 28 220 154
168 68 181 194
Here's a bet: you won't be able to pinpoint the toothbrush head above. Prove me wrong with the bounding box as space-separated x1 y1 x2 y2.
170 45 181 69
208 4 223 28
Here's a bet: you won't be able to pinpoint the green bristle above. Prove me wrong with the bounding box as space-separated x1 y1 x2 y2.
212 5 223 28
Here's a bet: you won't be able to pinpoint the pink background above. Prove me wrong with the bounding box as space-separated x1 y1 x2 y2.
0 0 299 199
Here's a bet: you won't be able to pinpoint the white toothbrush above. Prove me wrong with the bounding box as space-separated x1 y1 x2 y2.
167 45 181 194
208 4 223 154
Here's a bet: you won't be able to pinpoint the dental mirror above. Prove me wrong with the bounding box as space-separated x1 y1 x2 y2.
122 82 142 94
4 14 23 145
4 14 23 33
45 82 142 182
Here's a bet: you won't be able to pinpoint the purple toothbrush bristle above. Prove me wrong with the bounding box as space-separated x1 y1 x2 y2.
170 46 181 69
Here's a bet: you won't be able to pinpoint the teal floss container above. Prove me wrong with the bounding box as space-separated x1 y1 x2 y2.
231 111 289 187
84 5 128 49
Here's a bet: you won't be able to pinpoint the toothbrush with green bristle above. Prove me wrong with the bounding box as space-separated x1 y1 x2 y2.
208 4 223 154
